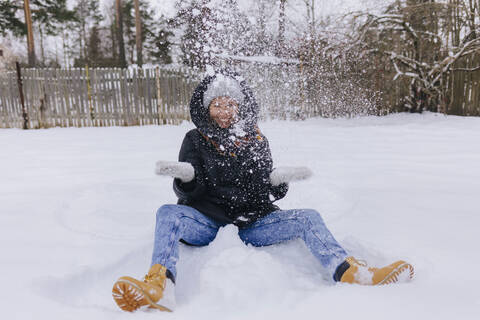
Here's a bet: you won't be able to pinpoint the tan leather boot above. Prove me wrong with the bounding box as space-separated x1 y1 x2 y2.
112 264 175 312
340 257 414 285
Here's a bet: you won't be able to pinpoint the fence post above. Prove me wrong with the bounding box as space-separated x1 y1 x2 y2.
15 62 29 129
155 66 164 125
85 65 95 124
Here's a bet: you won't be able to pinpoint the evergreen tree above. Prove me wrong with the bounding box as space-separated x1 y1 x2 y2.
121 0 136 64
31 0 75 35
138 2 173 65
148 20 174 64
71 0 107 67
118 0 173 65
87 25 102 64
0 0 25 37
0 0 74 66
88 0 103 26
173 0 216 69
72 0 90 61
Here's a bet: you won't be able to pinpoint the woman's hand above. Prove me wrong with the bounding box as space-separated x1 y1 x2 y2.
155 161 195 183
270 166 313 186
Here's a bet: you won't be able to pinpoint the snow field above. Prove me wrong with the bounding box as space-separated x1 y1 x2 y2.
1 113 479 319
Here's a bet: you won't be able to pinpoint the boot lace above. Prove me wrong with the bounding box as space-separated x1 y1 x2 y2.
347 256 368 267
144 266 167 290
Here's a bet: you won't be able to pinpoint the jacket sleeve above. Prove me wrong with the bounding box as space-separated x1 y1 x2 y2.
173 132 206 201
269 181 289 201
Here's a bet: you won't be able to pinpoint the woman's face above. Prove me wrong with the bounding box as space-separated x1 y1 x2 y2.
208 96 239 129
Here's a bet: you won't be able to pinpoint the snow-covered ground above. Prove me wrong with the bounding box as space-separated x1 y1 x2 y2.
1 113 479 319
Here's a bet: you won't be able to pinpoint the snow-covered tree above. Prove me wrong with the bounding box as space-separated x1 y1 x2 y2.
172 0 217 69
353 0 480 113
172 0 260 69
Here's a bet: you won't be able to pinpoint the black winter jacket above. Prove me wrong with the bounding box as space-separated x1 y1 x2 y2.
173 71 288 228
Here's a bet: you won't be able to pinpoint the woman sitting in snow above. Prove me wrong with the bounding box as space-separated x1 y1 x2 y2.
112 69 414 312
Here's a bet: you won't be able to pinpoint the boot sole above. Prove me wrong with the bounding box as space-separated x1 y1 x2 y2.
378 263 414 285
112 279 173 312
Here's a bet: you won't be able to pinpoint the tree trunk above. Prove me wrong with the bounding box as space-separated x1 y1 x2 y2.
134 0 143 67
468 0 477 39
62 29 68 67
305 0 316 64
115 0 127 67
277 0 286 56
23 0 36 67
39 27 45 65
111 24 117 60
81 19 86 60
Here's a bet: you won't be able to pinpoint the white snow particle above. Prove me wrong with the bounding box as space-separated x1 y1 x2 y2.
354 266 374 285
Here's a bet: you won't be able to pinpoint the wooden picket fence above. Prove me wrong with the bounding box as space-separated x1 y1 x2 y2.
0 64 315 129
446 54 480 116
1 62 479 129
0 66 200 129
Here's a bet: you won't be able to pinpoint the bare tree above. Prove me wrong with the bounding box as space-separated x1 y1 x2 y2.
353 0 480 113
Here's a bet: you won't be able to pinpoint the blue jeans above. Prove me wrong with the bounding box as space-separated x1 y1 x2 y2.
151 205 348 280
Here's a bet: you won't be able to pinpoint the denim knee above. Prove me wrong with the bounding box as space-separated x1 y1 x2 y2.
295 209 325 227
156 204 182 222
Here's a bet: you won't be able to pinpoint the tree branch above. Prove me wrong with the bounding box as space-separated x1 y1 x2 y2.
452 66 480 72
